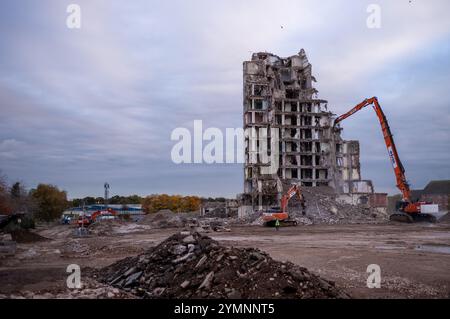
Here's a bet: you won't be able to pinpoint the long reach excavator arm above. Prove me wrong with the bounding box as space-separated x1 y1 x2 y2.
334 97 436 223
334 97 410 201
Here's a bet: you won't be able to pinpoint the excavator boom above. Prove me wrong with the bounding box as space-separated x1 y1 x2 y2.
334 97 436 223
281 184 303 212
335 97 410 201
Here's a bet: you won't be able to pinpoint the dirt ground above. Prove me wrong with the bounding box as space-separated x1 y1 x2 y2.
0 221 449 299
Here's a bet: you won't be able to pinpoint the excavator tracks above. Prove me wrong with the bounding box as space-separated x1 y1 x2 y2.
389 213 414 223
390 212 437 223
264 220 298 227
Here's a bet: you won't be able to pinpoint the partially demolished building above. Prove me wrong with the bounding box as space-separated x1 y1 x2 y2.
242 50 384 212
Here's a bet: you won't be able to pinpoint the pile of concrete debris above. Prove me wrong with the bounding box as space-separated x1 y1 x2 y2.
139 210 192 228
248 186 388 226
95 232 349 299
88 220 124 236
139 210 231 232
297 187 388 224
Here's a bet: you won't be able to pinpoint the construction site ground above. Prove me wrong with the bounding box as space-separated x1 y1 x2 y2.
1 222 449 299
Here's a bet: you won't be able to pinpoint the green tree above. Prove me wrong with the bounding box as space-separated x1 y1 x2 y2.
83 197 97 205
127 195 142 204
30 184 68 221
71 198 82 207
109 195 121 204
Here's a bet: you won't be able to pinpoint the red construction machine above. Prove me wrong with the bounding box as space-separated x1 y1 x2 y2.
262 184 306 227
76 208 118 227
334 97 436 223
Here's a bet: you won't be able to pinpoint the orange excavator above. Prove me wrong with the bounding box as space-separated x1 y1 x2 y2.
262 184 305 227
334 97 436 223
76 208 118 227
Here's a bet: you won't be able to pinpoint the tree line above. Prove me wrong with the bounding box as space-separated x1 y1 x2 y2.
1 172 229 222
71 194 143 207
72 194 202 214
1 175 68 222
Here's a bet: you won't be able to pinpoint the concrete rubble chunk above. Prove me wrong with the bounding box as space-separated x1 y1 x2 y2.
172 244 187 255
227 289 242 299
96 232 349 299
172 252 194 264
195 255 208 269
198 271 214 290
123 267 136 277
125 271 142 287
182 235 195 243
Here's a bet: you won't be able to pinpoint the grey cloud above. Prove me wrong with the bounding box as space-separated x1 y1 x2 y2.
1 0 449 198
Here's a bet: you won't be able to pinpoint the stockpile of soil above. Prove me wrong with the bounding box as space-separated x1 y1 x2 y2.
10 229 49 243
96 232 349 299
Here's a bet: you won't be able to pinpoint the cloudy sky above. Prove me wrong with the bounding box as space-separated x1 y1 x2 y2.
0 0 449 198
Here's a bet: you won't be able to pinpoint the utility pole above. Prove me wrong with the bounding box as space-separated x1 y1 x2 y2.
104 183 110 210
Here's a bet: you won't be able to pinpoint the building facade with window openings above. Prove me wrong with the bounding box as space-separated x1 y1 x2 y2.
242 50 374 209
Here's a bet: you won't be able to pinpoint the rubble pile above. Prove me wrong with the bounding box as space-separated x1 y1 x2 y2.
297 187 388 224
89 220 123 236
0 278 136 299
201 202 228 218
243 186 388 226
139 210 192 228
138 211 230 232
96 232 349 299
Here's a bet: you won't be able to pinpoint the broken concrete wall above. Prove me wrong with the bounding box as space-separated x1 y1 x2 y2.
201 200 239 218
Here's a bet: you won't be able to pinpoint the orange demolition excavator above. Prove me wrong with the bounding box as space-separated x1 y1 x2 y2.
262 184 305 227
334 97 436 223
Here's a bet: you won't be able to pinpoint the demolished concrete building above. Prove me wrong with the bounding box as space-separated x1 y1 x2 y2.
200 200 238 218
241 50 386 216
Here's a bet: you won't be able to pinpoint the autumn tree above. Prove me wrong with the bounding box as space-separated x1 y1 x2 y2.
30 184 69 221
142 194 201 214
